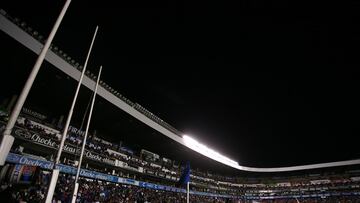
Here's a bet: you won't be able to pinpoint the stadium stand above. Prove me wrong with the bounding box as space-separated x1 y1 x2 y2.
0 108 360 202
0 9 360 202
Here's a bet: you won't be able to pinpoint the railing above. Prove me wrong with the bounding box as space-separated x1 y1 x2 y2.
0 9 183 138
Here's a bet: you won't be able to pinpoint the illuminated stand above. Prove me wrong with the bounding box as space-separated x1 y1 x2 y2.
0 10 359 174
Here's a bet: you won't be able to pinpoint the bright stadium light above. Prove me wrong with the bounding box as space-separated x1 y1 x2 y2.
182 134 360 172
183 135 239 168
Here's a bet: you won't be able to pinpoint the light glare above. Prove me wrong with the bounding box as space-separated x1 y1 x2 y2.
183 135 239 168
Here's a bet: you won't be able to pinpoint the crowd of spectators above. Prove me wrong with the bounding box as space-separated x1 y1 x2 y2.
0 172 231 203
1 171 359 203
1 109 360 201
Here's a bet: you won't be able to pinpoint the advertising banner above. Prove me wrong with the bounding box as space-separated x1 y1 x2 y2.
6 153 235 198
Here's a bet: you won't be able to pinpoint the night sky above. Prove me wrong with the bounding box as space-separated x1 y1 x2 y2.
1 0 360 174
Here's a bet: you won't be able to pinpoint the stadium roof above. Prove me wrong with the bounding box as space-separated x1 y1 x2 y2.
1 0 360 175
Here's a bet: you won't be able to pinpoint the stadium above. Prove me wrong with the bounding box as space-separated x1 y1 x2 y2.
1 1 360 202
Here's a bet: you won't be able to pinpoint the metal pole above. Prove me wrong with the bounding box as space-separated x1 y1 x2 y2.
44 25 99 203
0 0 72 166
71 66 102 203
187 181 190 203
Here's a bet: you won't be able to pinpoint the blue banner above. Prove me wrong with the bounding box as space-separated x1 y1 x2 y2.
6 153 235 198
6 153 118 183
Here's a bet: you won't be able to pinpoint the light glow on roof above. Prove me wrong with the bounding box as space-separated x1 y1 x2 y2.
183 135 239 167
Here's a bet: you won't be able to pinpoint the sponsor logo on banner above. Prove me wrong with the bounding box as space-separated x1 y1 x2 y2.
68 126 85 137
63 144 80 154
84 151 115 165
13 127 115 166
6 153 236 197
6 153 235 199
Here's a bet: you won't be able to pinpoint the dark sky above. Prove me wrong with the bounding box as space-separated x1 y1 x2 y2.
1 0 360 174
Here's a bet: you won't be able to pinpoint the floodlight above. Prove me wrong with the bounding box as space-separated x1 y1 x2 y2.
183 135 239 168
